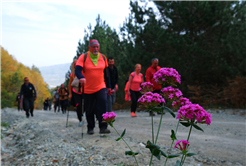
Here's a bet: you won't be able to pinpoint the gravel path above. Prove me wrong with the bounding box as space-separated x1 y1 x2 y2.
1 107 245 166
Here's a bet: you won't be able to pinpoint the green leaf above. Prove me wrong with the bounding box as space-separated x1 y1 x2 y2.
166 154 180 158
145 140 162 160
186 153 197 157
170 129 177 140
145 140 160 150
144 109 151 112
192 124 204 132
115 129 126 141
163 106 176 118
180 122 191 127
125 151 139 156
174 160 181 166
160 150 167 157
152 149 161 160
121 129 126 137
115 137 122 141
115 161 124 166
152 107 162 112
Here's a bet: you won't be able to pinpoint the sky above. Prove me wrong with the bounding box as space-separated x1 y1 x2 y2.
1 0 135 68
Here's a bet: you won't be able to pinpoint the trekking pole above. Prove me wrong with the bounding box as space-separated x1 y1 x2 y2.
81 84 84 138
66 100 70 128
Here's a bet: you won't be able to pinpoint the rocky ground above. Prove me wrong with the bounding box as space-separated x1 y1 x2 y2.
1 107 245 166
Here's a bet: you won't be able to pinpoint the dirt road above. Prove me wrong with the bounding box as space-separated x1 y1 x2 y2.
1 108 245 166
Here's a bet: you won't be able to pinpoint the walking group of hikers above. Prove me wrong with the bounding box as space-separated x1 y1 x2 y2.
17 39 163 135
48 84 69 114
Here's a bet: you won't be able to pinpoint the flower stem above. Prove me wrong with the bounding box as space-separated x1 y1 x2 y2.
180 125 193 165
152 111 155 143
149 109 165 166
155 111 163 144
164 120 180 166
187 125 192 142
149 109 155 166
112 126 139 166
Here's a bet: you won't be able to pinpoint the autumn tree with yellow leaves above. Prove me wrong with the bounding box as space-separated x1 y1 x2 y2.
1 47 51 109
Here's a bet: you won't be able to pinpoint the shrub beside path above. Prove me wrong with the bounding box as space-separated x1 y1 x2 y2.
1 108 245 166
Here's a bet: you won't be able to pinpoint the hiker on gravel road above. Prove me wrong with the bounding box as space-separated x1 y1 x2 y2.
19 77 37 118
107 57 119 112
68 59 84 127
127 64 144 117
53 88 60 113
75 39 111 135
59 84 68 114
145 58 163 116
43 98 49 110
16 93 21 111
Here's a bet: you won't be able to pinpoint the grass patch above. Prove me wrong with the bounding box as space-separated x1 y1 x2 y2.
1 122 9 139
1 122 10 127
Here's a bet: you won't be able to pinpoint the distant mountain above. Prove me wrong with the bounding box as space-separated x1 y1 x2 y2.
39 63 71 88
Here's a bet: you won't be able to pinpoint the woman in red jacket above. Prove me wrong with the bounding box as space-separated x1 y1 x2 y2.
127 64 144 117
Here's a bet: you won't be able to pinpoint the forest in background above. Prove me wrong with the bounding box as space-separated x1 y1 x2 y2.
65 1 246 108
1 47 51 109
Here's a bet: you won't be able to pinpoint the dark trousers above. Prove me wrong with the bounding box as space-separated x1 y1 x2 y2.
72 91 83 122
60 100 67 114
17 101 21 111
84 88 107 130
130 90 141 113
24 97 34 117
44 105 48 110
54 100 60 112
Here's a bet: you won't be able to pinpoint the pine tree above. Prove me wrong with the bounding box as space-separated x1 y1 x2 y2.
120 1 246 95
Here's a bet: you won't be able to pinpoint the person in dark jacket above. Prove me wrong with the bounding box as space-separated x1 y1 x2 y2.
19 77 37 118
59 84 68 114
47 98 51 110
43 98 49 110
107 57 118 112
53 88 60 113
16 93 21 111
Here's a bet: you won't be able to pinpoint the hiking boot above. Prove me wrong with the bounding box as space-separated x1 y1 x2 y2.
87 129 94 135
149 111 155 116
131 112 137 117
99 128 110 134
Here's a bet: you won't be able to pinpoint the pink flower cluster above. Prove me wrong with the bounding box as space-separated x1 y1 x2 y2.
161 86 183 100
176 104 212 125
172 97 192 109
140 82 153 93
174 140 190 152
102 112 117 123
138 92 165 109
153 68 181 86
